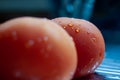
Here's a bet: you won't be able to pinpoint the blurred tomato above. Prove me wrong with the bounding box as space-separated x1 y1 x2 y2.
52 17 105 78
0 17 77 80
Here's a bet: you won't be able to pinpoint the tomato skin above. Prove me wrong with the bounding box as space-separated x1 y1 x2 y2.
52 17 105 78
0 17 77 80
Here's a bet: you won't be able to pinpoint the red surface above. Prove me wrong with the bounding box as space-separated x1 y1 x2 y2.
53 17 105 78
0 17 77 80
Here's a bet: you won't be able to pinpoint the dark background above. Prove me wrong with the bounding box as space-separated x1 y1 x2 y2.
0 0 120 44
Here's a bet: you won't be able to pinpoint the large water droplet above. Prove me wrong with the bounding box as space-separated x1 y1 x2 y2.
68 23 73 27
63 26 66 29
87 32 90 35
91 38 96 42
75 29 80 33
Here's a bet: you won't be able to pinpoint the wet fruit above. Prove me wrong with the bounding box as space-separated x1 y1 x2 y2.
52 17 105 78
0 17 77 80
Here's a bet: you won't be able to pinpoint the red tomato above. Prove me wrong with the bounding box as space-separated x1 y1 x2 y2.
52 17 105 78
0 17 77 80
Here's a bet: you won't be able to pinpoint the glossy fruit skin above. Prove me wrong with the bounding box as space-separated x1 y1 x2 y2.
52 17 105 78
0 17 77 80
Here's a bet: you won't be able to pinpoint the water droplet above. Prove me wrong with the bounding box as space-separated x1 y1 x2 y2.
63 26 66 29
91 38 96 42
75 29 80 33
68 23 73 27
25 40 34 48
11 31 17 40
87 32 90 34
88 70 90 73
43 36 48 42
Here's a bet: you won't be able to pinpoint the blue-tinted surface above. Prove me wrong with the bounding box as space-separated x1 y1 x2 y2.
96 44 120 80
106 44 120 61
73 44 120 80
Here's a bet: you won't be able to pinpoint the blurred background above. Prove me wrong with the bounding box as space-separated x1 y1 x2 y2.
0 0 120 79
